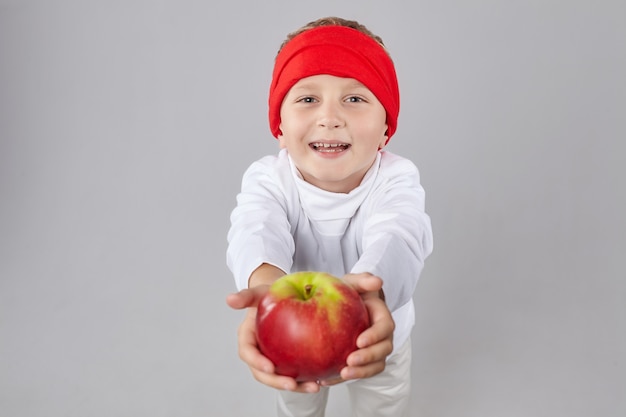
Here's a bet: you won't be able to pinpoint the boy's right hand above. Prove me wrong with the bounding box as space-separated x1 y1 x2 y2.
226 286 322 394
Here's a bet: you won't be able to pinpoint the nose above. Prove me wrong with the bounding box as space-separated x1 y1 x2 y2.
317 100 345 129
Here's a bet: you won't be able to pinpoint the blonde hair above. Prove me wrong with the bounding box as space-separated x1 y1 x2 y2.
277 16 389 56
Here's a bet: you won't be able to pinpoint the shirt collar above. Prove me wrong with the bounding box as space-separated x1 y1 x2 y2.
287 151 381 222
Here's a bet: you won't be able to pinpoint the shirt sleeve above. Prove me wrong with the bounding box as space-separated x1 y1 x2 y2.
226 157 295 290
350 154 434 312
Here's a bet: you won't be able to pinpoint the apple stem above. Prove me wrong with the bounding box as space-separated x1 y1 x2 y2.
304 284 313 298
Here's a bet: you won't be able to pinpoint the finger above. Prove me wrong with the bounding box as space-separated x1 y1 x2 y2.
319 375 344 387
251 368 321 393
356 299 395 348
225 291 250 309
340 358 387 381
342 273 383 294
346 337 393 368
226 286 268 310
237 311 275 374
294 381 322 393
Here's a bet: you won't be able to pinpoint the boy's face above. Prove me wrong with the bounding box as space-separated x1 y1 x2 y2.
278 74 388 193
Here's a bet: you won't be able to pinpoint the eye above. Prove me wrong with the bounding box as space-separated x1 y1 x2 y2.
297 96 317 104
346 96 366 103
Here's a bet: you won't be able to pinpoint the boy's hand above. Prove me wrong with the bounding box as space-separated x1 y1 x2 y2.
226 286 322 394
320 273 395 386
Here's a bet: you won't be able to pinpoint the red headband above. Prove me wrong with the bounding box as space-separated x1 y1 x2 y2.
268 25 400 140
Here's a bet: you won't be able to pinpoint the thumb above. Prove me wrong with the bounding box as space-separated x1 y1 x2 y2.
342 273 383 294
225 285 269 310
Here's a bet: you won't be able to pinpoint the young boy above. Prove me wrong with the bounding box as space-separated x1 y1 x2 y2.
226 17 433 417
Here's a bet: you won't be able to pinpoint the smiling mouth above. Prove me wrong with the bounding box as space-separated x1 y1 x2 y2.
310 142 351 152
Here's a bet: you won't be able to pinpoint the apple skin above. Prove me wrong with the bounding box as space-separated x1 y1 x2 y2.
256 271 370 382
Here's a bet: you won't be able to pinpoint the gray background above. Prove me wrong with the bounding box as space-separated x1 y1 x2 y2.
1 0 624 416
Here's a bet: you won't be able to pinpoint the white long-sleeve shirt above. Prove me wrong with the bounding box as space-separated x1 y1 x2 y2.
227 149 433 351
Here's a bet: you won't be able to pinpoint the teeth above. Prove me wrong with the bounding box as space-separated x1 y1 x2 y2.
311 142 349 149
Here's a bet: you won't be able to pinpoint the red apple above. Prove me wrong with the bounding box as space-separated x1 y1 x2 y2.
256 271 370 382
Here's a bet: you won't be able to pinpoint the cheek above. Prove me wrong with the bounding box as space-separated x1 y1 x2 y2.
356 118 388 147
358 107 386 133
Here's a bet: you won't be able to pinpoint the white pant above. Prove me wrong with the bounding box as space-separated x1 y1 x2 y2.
276 338 412 417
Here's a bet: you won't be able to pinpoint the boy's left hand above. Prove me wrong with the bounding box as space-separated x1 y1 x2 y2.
320 273 395 386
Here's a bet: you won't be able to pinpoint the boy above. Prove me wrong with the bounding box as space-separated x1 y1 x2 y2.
226 17 433 417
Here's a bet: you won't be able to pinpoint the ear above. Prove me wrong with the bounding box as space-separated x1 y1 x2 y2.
378 125 389 149
277 124 286 148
